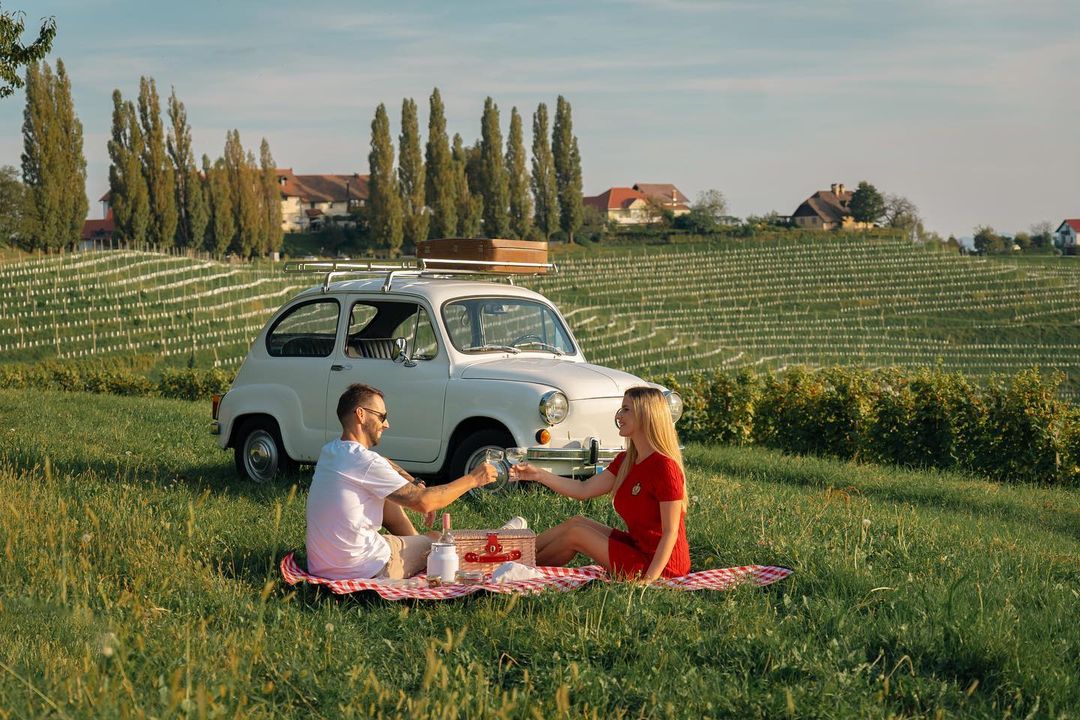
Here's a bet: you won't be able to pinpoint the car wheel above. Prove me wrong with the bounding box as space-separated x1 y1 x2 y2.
449 428 514 493
234 418 293 483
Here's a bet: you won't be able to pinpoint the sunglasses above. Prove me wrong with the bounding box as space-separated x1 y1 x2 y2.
359 406 389 423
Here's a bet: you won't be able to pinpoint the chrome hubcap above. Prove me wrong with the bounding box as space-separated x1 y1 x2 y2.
244 430 278 483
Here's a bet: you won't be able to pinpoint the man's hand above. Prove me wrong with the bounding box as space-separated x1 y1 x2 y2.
471 462 497 488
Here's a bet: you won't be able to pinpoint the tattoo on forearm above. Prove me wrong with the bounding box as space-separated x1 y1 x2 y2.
387 482 423 506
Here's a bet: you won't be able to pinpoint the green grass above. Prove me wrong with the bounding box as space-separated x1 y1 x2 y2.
1 390 1077 717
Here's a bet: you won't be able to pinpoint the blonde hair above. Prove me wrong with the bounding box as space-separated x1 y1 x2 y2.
612 386 687 511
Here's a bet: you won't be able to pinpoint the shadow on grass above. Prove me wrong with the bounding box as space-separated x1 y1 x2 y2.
690 448 1080 543
0 444 310 503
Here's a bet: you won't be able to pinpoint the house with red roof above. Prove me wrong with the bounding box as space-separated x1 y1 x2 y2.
276 169 369 232
1053 219 1080 249
98 171 371 235
632 183 690 215
583 187 650 224
79 207 116 250
583 182 690 225
791 183 873 231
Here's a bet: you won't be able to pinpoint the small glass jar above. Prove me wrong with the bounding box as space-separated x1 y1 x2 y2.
456 570 486 586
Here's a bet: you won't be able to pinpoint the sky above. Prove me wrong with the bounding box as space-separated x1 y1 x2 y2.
2 0 1078 239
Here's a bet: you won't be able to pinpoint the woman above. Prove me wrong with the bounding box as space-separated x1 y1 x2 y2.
510 386 690 582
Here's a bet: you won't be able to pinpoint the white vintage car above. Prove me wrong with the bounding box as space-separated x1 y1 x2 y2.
211 262 682 485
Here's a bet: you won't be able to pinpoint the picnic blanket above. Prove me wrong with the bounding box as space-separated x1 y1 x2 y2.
280 552 792 601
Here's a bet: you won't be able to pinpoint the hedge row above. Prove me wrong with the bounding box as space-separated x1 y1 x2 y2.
0 361 232 401
657 366 1080 486
2 359 1076 485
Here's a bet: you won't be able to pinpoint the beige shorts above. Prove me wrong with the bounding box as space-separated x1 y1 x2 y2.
378 534 433 579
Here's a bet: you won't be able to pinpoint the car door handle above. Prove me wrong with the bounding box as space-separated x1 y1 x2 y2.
331 364 352 371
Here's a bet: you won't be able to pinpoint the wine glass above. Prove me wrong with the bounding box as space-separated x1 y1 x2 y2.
484 448 505 465
505 447 526 466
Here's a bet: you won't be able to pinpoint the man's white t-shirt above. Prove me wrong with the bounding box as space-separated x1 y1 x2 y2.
306 439 408 579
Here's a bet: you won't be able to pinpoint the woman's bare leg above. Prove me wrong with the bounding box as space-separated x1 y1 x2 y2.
536 515 611 555
536 521 612 568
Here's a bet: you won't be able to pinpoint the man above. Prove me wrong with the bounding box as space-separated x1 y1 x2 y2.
306 383 496 580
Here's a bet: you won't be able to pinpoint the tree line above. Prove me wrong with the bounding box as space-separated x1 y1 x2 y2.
12 59 283 256
364 89 584 257
107 78 283 257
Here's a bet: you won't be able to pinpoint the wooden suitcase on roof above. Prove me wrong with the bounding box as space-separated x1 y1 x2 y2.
417 238 549 274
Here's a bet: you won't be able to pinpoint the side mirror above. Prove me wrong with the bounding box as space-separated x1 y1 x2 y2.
393 338 416 367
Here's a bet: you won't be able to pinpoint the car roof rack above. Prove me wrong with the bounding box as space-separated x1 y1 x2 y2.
283 257 557 292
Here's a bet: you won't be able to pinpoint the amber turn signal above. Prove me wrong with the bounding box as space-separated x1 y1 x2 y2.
211 394 221 420
535 429 551 444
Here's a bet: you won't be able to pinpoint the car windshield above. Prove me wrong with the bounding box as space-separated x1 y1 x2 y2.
443 297 576 355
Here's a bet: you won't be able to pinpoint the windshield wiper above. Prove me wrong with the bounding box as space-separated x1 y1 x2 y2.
464 344 521 354
515 341 565 356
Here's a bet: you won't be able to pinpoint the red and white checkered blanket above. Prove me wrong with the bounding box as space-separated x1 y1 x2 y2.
280 552 792 601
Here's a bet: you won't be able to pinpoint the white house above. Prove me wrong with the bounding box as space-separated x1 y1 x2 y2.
1053 219 1080 248
277 169 369 232
583 183 691 225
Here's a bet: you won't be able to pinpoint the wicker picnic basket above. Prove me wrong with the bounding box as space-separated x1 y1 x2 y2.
452 529 537 573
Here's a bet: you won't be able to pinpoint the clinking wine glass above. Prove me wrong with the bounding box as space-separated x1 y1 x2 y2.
505 447 526 465
484 448 507 484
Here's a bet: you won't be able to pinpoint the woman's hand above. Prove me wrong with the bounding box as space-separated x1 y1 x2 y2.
509 462 542 483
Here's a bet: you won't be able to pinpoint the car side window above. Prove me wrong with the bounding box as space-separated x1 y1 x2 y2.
266 299 340 357
346 301 438 361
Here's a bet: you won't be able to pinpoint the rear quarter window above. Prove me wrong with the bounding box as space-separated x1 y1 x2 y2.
266 299 341 357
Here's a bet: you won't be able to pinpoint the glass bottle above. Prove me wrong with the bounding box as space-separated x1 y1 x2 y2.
439 512 454 544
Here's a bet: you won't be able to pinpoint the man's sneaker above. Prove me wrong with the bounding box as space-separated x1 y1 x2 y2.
499 516 528 530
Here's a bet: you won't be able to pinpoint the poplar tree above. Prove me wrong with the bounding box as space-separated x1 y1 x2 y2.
260 138 283 255
553 96 583 242
167 87 207 247
107 89 149 245
20 59 86 251
530 102 558 240
452 133 481 237
506 106 532 240
479 97 509 238
246 148 266 255
398 97 427 248
137 77 177 248
54 60 87 250
424 88 455 238
223 129 259 256
368 103 403 256
203 154 233 256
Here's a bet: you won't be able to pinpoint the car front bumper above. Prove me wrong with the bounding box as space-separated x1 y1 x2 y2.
526 439 622 477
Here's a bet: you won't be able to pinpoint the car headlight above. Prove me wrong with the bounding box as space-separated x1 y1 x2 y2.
664 390 683 423
539 390 569 425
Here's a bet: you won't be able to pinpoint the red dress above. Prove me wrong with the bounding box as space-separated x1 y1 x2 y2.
605 451 690 579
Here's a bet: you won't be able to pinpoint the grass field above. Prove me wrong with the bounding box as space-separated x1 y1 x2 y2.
3 235 1080 397
2 389 1077 717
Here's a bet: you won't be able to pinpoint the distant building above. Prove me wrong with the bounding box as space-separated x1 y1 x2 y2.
98 171 372 237
791 183 873 231
632 183 691 215
583 187 650 224
1053 219 1080 248
583 182 690 225
79 207 115 250
276 169 369 232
